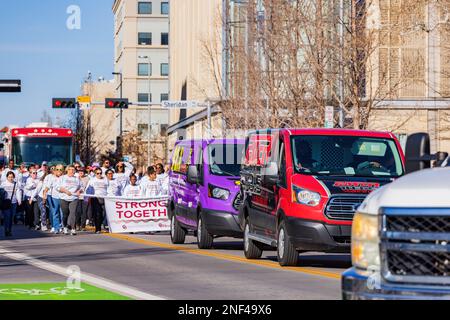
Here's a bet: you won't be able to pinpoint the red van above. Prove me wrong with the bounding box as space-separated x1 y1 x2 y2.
238 129 405 266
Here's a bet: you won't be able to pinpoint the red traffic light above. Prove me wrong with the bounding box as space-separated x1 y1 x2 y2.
52 98 76 109
105 98 129 109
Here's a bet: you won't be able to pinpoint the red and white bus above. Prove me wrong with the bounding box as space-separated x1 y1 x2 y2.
5 126 74 166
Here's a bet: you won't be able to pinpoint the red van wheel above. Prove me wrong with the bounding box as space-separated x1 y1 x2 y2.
277 220 298 266
197 214 213 249
244 217 263 259
170 214 186 244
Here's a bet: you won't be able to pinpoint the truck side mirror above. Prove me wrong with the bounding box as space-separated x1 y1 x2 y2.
263 162 279 185
0 143 4 150
187 165 199 184
405 133 431 174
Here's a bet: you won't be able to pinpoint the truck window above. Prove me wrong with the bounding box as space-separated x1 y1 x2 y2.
278 142 287 187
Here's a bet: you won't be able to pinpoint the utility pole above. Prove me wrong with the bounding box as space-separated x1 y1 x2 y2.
139 55 152 167
339 0 345 128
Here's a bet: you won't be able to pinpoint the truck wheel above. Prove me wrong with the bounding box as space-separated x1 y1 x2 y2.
277 220 298 266
170 214 186 244
197 214 213 249
244 217 263 259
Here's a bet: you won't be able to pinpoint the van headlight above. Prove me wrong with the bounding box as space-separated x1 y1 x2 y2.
352 212 380 270
208 185 230 200
292 186 321 207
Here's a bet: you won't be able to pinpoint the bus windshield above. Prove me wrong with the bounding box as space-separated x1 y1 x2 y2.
291 135 404 178
12 137 73 166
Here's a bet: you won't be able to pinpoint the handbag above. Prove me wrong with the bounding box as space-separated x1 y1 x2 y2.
1 183 16 210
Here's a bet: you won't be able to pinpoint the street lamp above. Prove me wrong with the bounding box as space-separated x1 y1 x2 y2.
138 55 152 167
112 72 123 136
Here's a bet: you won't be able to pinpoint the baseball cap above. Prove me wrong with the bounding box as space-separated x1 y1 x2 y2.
42 161 48 166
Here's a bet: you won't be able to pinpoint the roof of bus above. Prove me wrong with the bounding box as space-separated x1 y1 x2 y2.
248 128 396 139
11 127 73 138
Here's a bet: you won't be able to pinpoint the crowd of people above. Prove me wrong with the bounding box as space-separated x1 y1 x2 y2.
0 159 170 237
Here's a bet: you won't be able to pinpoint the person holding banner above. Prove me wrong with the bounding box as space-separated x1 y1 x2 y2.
57 166 82 236
140 167 162 197
86 168 108 234
122 174 142 198
114 161 133 193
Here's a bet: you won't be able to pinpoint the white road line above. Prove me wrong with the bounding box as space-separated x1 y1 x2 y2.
0 246 166 300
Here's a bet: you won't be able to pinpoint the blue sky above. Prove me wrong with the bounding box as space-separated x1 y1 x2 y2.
0 0 114 128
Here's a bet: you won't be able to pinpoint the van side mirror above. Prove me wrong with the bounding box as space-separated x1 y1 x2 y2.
187 165 199 184
405 133 431 174
263 162 279 185
0 143 4 150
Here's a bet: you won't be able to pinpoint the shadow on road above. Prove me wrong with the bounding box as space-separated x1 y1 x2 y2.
265 253 351 269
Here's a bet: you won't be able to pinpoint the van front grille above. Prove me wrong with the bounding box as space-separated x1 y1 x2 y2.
324 195 366 221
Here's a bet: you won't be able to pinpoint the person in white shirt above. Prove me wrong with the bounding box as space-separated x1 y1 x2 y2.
76 168 90 231
56 165 82 236
140 167 162 197
106 169 121 197
86 168 108 233
1 160 19 183
0 171 22 237
24 169 40 230
114 161 134 193
123 174 143 198
45 165 64 234
156 164 170 196
101 160 114 177
37 162 49 180
34 170 49 231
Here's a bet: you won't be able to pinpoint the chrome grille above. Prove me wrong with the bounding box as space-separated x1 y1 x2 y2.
324 195 366 221
381 208 450 286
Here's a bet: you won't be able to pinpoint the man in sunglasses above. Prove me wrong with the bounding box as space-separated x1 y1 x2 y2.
85 168 108 233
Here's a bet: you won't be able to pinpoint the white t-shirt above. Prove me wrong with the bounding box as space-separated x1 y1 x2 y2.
86 177 108 197
140 179 162 197
123 184 143 198
0 180 22 204
107 179 121 197
24 177 39 199
57 175 82 202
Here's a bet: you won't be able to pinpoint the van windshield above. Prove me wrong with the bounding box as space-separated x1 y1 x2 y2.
291 135 404 178
208 143 244 177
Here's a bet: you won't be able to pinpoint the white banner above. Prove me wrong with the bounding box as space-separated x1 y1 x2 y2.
102 196 170 234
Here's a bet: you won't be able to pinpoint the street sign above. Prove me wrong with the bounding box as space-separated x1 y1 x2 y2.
162 100 201 109
325 106 335 128
77 96 91 103
0 80 21 93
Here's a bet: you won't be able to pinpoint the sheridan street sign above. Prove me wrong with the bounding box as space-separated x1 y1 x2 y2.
162 100 201 109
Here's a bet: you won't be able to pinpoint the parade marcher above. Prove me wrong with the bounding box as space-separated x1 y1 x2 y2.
158 164 170 196
57 165 82 236
42 166 56 232
122 174 143 198
140 166 162 197
45 164 64 234
0 171 22 237
76 168 90 231
37 161 49 180
86 168 108 234
101 160 114 177
34 170 49 231
114 161 134 193
1 159 19 183
106 169 121 197
24 168 40 230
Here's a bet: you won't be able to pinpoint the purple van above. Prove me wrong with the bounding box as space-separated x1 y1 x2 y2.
168 138 245 249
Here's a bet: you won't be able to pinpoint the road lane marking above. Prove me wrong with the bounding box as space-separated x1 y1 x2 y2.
104 234 341 280
0 246 166 300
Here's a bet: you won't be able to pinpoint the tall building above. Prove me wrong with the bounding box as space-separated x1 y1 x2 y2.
113 0 170 163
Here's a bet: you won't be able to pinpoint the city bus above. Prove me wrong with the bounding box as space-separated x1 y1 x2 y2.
5 126 74 166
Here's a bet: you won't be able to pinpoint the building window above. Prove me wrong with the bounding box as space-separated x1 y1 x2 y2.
138 2 152 14
138 32 152 45
161 33 169 45
138 93 152 103
160 93 169 102
161 63 169 76
161 2 169 15
138 63 152 76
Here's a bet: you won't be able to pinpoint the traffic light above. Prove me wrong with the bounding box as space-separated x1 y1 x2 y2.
105 98 129 109
52 98 76 109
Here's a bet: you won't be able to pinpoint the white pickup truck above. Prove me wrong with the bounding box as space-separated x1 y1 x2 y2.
342 133 450 300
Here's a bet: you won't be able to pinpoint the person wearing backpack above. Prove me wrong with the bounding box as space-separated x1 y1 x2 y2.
1 171 23 237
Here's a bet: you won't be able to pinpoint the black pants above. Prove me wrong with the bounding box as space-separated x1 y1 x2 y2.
76 199 88 228
92 197 105 232
25 200 39 228
60 200 78 230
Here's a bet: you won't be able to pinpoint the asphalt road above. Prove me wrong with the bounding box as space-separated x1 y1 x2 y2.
0 226 350 300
